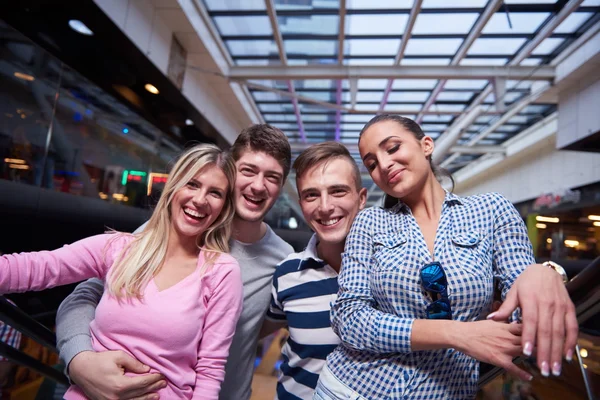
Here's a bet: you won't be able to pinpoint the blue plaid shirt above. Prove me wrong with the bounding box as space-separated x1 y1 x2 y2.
325 192 535 399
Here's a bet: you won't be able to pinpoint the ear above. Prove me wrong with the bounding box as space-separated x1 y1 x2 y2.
357 187 368 210
421 136 435 158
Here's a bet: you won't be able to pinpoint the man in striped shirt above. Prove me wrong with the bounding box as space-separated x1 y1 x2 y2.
263 142 367 400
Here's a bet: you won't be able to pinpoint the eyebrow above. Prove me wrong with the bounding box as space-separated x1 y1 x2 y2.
300 184 352 197
361 135 399 161
239 162 283 178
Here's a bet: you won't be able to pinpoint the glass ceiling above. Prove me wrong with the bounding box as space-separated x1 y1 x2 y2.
202 0 599 202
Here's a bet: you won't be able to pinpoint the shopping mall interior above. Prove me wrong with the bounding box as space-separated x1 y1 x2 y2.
0 0 599 399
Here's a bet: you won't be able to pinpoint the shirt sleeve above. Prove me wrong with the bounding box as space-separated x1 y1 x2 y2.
265 267 286 323
490 193 536 300
0 234 117 294
56 278 105 376
192 257 243 400
331 209 414 354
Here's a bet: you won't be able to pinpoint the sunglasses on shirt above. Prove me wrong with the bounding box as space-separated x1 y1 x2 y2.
420 261 453 320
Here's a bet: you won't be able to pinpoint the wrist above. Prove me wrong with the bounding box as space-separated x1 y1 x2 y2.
542 261 568 284
67 350 95 377
444 321 466 351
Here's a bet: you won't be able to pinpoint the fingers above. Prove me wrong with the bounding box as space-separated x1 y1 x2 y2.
488 289 518 321
534 301 552 377
129 394 160 400
508 323 523 337
519 296 538 359
115 352 151 374
563 302 579 362
550 305 565 377
121 375 166 398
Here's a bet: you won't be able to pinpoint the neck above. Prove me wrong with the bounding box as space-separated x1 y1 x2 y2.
232 216 267 244
402 173 446 220
317 240 345 273
166 228 200 260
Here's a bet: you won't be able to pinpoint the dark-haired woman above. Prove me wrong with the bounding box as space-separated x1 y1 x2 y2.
314 115 577 399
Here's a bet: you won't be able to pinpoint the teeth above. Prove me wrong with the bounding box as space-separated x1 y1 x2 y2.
184 208 206 218
321 218 340 226
244 195 264 202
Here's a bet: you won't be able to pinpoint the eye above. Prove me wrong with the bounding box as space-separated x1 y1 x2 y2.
187 181 199 189
303 192 318 201
266 175 281 184
210 190 223 199
387 144 400 154
240 168 255 176
366 161 377 171
332 189 348 197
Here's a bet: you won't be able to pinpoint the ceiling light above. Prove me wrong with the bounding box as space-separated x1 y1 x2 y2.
580 348 588 358
546 238 552 244
588 215 600 221
185 119 193 126
14 72 35 81
564 240 579 248
594 222 600 227
535 223 546 229
145 84 159 95
536 216 559 223
68 20 94 36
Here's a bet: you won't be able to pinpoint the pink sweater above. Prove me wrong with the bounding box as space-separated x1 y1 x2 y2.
0 234 243 399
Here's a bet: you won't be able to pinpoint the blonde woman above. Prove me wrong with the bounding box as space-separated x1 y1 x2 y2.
0 144 243 399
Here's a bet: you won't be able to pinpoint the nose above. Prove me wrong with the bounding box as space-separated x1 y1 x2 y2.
318 195 334 214
192 191 208 207
249 175 267 193
378 153 394 174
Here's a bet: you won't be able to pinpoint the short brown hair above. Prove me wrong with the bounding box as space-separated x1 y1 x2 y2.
293 142 362 190
231 124 292 181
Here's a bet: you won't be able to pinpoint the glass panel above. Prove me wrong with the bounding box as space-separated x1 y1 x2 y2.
437 91 475 101
400 58 451 65
503 0 557 3
445 79 489 90
347 0 414 9
522 104 550 114
302 114 331 122
413 13 479 35
345 39 401 56
346 14 408 35
259 104 286 112
393 79 438 89
358 79 389 89
422 0 487 7
384 104 423 112
213 16 272 35
342 123 366 130
582 0 600 5
203 0 266 10
252 91 287 101
422 115 453 123
460 58 508 66
342 114 373 123
355 92 383 102
502 92 525 103
226 40 277 56
387 91 430 102
353 104 381 111
555 12 593 33
296 91 336 101
345 58 395 65
294 80 337 89
483 13 550 34
235 59 280 66
263 114 298 122
519 58 543 66
284 40 337 56
405 38 464 55
468 38 527 55
421 124 448 131
532 38 564 55
432 104 467 112
279 15 339 35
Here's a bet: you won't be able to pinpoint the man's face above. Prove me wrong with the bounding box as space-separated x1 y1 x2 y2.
234 150 285 222
297 158 367 246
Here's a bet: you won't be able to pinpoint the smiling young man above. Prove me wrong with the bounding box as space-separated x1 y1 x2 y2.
55 124 294 400
262 142 367 400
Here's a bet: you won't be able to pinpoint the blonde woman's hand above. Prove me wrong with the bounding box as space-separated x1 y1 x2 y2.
452 320 532 381
69 351 166 400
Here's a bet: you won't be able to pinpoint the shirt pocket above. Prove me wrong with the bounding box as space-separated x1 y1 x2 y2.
450 229 490 279
372 231 408 272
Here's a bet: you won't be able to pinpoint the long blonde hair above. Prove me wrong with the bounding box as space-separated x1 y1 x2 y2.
107 143 236 299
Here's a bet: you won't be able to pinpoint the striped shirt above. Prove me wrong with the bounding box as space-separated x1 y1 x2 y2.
267 234 340 400
325 192 535 400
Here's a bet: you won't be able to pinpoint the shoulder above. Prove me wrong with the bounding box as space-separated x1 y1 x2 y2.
208 252 242 285
273 252 304 280
213 252 240 269
265 226 294 255
459 192 515 214
352 206 393 229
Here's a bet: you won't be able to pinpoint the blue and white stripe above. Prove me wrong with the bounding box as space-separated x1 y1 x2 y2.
267 234 340 400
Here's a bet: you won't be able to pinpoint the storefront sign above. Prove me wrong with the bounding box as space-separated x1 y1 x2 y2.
533 189 581 211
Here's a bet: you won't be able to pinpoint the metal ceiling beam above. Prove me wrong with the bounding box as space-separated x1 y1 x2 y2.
415 0 503 124
229 65 555 81
265 0 306 143
334 0 347 141
434 0 583 169
378 0 423 112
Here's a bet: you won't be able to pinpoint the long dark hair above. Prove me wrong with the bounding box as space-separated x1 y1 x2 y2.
359 114 454 208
